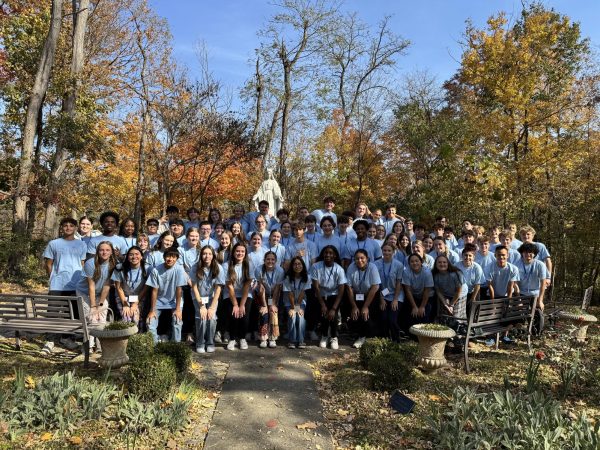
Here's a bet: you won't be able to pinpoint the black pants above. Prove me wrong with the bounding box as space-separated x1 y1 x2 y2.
227 298 253 340
349 299 379 338
216 294 229 336
304 288 320 333
380 301 401 341
181 286 195 335
320 295 340 338
400 297 433 335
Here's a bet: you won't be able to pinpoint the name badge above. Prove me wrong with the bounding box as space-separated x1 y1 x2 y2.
200 296 209 305
267 297 273 306
381 288 390 297
128 295 139 303
355 294 365 301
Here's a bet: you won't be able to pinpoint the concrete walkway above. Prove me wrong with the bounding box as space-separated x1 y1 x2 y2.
204 345 335 450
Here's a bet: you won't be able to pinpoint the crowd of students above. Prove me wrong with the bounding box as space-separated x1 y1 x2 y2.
42 196 552 353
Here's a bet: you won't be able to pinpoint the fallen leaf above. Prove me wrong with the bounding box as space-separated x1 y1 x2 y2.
313 370 321 377
25 376 35 389
266 419 278 428
69 436 83 445
166 438 177 448
191 362 201 370
207 392 217 399
337 409 349 417
296 421 318 430
428 394 442 402
41 432 52 441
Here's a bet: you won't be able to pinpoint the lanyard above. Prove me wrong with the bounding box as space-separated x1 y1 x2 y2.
521 261 533 281
292 277 301 298
126 238 135 249
265 269 275 295
356 268 368 294
324 265 335 287
382 261 392 287
128 267 141 290
357 239 366 250
201 269 213 294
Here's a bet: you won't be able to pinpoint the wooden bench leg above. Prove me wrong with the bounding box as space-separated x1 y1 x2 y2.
495 333 499 350
464 336 471 373
15 330 21 351
83 339 90 368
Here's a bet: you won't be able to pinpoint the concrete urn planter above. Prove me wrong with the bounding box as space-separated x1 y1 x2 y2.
89 324 138 368
410 324 456 371
556 311 597 343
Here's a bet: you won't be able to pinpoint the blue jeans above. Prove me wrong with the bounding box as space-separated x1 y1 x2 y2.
287 305 306 344
194 299 217 347
148 309 182 344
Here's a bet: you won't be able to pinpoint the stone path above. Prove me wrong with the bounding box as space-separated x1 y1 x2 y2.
204 345 335 450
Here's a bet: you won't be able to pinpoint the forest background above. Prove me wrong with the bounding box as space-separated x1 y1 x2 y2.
0 0 598 303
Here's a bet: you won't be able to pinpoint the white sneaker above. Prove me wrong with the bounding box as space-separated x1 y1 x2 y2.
319 337 328 348
268 340 277 348
214 331 222 343
309 331 319 341
288 342 296 349
227 340 237 351
353 337 366 349
223 332 230 344
240 339 249 350
196 346 206 354
206 345 216 353
259 340 267 348
330 337 339 350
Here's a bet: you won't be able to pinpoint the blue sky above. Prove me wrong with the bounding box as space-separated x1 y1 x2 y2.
149 1 599 100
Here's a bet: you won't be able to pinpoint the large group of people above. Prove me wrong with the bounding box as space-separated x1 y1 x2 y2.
42 196 552 353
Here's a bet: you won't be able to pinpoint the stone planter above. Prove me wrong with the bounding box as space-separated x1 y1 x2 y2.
89 324 138 368
410 324 456 371
556 311 597 343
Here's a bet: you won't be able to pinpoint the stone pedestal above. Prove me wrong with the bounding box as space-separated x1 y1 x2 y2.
410 324 456 371
556 311 597 343
89 324 138 368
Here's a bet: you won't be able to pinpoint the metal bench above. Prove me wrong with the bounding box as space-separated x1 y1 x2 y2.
463 295 537 373
0 293 90 366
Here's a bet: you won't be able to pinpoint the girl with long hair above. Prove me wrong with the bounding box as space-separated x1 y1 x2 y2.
224 243 254 350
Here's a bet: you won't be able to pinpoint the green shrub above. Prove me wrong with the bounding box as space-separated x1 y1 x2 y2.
359 338 417 369
155 341 192 378
332 368 372 394
127 332 154 363
126 354 177 401
105 321 136 330
429 387 600 450
369 349 416 392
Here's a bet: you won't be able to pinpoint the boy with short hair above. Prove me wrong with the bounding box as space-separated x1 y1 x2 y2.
146 218 160 247
146 248 188 343
86 211 128 259
499 229 521 264
169 219 186 246
412 223 426 242
304 215 320 243
311 196 337 226
158 205 180 233
519 225 552 286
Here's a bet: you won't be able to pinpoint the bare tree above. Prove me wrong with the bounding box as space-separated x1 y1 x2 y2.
13 0 63 236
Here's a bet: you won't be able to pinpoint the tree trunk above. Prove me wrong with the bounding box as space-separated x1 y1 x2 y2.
43 0 89 240
13 0 63 237
279 56 291 194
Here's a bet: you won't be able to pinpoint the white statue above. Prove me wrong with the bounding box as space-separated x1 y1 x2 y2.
253 168 284 216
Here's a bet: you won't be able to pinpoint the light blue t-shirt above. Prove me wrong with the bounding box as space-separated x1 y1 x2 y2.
254 265 285 298
375 259 405 302
145 263 187 309
43 238 87 291
476 252 496 278
246 229 271 245
422 253 435 270
507 248 521 265
199 237 220 251
380 217 399 236
433 270 466 298
282 276 311 307
189 263 226 299
311 209 337 227
222 261 255 299
516 259 547 296
147 250 165 269
534 242 551 263
402 267 434 298
316 234 342 255
285 240 318 270
87 235 128 257
430 249 460 265
111 264 150 296
76 259 111 296
248 247 268 270
456 261 485 294
265 244 287 267
178 243 199 272
342 238 382 262
121 237 137 252
346 262 381 295
487 263 520 298
310 262 347 297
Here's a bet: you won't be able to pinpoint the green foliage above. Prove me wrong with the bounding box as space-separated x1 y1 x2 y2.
125 354 177 401
127 332 155 363
429 387 600 450
4 371 117 436
104 321 136 330
558 350 582 399
368 349 416 392
155 341 192 379
359 337 417 369
332 368 371 394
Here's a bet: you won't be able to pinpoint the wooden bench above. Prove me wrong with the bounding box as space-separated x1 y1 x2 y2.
461 295 537 373
0 294 90 366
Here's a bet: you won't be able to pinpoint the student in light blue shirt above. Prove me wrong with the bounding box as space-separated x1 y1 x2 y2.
146 231 178 269
190 246 226 353
499 230 521 265
283 256 311 348
86 211 128 259
455 244 486 307
112 246 150 326
198 221 220 250
401 253 435 333
520 225 552 287
311 195 337 228
145 248 188 344
376 243 404 342
316 217 342 255
255 251 285 348
265 229 287 267
516 242 548 311
342 220 382 268
487 246 520 299
145 218 161 248
284 221 318 271
311 246 347 350
119 218 138 252
248 232 268 269
431 237 461 265
432 255 467 320
43 218 87 295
